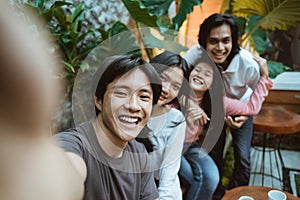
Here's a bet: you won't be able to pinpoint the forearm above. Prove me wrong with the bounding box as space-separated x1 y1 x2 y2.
224 77 273 116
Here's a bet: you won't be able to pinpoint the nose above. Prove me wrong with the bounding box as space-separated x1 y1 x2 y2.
124 94 141 112
196 71 204 79
216 42 224 50
162 82 170 94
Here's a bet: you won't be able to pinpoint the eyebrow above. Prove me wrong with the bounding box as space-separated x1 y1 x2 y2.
209 36 231 40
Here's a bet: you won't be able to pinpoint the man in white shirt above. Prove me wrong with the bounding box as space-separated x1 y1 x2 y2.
184 13 260 200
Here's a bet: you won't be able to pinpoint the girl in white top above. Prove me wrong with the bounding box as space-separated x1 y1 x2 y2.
137 51 190 200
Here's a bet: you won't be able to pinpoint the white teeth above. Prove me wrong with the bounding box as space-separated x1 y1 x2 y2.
119 116 138 123
194 78 204 84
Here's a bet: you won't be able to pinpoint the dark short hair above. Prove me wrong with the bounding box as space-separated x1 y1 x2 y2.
150 51 191 100
93 54 162 115
198 13 240 63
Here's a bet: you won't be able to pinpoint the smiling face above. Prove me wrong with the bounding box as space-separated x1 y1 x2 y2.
206 24 232 68
157 66 184 106
189 62 214 97
95 68 153 143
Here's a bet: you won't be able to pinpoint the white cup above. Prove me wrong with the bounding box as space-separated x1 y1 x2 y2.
238 196 254 200
268 190 287 200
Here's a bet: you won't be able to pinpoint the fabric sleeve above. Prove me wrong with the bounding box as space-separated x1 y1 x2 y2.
224 77 273 116
158 120 186 200
245 62 260 91
52 131 84 158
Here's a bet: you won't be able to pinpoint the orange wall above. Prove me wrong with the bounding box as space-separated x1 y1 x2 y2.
182 0 224 47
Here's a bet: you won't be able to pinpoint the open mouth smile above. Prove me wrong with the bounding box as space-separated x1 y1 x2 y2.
193 78 204 85
212 51 227 58
118 115 141 125
159 94 168 101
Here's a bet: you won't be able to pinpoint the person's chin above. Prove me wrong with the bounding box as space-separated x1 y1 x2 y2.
213 58 225 65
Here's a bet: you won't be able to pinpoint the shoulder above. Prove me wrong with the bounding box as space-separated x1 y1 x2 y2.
168 108 185 120
53 123 91 144
52 123 94 157
238 49 259 69
127 139 148 154
183 45 204 65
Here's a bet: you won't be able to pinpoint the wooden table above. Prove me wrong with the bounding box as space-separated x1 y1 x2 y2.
253 106 300 134
251 106 300 191
222 186 300 200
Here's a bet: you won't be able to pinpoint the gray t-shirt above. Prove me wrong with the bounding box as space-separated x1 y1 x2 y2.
54 122 159 200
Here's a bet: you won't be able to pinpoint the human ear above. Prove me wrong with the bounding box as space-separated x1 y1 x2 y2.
94 96 102 112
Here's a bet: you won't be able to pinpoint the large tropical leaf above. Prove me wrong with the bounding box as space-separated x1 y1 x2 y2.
142 28 188 52
220 0 231 14
231 0 300 31
172 0 203 31
139 0 174 31
121 0 158 27
267 61 291 78
129 0 203 31
245 15 268 54
140 0 173 16
88 22 141 62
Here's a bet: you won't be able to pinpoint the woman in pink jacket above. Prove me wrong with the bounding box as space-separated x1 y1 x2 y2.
179 52 272 200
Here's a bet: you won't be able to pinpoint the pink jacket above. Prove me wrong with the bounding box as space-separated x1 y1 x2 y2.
184 77 273 143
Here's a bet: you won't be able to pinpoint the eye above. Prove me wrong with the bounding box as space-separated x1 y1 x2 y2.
173 84 181 91
140 94 151 102
223 38 231 44
195 67 201 73
160 74 167 81
114 90 127 97
208 38 218 45
205 71 213 77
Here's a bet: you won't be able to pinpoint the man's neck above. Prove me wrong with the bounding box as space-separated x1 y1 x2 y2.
92 119 126 158
219 61 229 71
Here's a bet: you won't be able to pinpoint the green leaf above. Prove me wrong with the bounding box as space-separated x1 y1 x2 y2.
89 22 141 62
232 0 300 31
220 0 231 14
267 61 291 79
97 28 109 40
139 0 174 31
52 6 66 24
121 0 158 27
172 0 203 31
142 28 188 52
71 3 84 22
249 28 268 54
246 15 268 54
49 1 72 10
108 22 129 37
37 0 45 11
61 36 72 44
233 16 246 38
63 61 76 73
140 0 173 16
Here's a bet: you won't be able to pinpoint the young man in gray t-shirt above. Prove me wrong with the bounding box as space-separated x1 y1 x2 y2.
54 55 162 200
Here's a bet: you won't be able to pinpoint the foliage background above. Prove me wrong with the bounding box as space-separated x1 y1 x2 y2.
11 0 300 132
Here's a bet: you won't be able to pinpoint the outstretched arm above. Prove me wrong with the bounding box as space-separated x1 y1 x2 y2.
225 56 272 128
224 76 273 116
